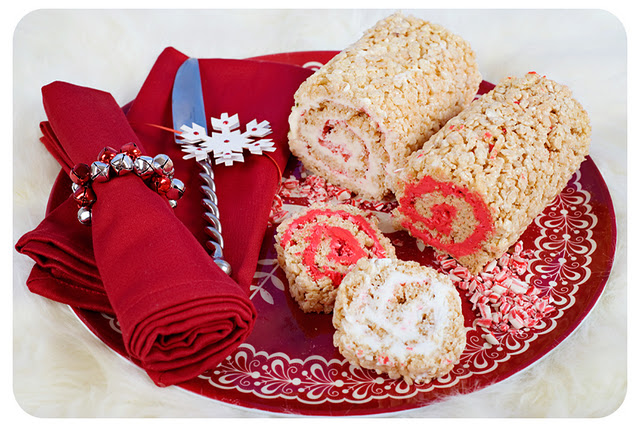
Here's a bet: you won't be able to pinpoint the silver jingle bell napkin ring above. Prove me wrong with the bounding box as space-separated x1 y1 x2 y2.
69 142 185 225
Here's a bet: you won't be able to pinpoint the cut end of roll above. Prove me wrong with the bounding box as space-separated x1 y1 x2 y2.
395 175 496 274
288 101 390 200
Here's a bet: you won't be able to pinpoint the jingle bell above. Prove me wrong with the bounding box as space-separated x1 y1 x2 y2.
166 178 186 201
72 185 96 207
69 163 91 185
110 153 134 176
168 199 178 208
152 154 174 177
151 175 172 193
97 146 118 164
120 142 142 159
133 155 155 179
71 182 80 193
90 161 110 183
77 207 92 225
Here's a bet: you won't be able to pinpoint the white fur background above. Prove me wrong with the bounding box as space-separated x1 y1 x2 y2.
11 7 628 419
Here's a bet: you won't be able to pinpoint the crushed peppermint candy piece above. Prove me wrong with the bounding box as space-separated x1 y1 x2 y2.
268 170 397 224
482 332 500 346
436 243 555 346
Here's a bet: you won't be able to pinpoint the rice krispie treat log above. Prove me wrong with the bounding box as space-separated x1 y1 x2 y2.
275 204 396 313
333 258 466 384
394 72 591 274
288 12 481 200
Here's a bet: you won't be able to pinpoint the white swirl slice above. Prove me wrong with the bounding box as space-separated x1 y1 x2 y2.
333 258 467 384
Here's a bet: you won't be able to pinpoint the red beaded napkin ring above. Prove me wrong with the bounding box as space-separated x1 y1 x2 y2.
69 142 185 225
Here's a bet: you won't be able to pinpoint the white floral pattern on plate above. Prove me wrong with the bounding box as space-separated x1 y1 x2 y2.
98 170 598 405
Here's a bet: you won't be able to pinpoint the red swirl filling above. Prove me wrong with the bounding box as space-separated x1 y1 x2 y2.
397 176 494 258
318 120 352 162
281 208 387 286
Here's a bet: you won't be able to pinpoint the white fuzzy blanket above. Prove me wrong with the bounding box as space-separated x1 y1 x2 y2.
12 9 627 418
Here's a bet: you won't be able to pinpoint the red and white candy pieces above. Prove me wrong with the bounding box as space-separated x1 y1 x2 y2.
436 241 555 345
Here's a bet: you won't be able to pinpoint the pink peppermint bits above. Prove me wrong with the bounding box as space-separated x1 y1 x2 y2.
268 170 398 224
377 355 391 366
436 242 555 346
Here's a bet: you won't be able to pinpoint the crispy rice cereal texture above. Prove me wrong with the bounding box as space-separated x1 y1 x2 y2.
333 258 467 384
288 12 481 200
394 72 591 274
274 203 396 313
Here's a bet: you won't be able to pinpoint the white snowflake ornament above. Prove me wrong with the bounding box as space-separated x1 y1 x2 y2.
177 113 275 166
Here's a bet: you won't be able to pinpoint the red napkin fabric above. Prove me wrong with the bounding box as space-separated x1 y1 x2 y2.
15 47 314 386
126 47 314 288
16 193 110 313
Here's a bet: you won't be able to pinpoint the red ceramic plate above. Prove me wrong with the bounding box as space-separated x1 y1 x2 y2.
50 51 616 416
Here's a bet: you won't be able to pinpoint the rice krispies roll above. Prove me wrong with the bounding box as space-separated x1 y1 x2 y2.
274 203 396 313
288 12 481 200
333 258 467 384
394 72 591 274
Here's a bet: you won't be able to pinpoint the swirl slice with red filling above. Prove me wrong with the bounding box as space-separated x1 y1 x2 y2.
275 204 396 313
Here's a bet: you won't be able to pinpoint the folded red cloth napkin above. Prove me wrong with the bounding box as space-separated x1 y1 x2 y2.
15 47 314 386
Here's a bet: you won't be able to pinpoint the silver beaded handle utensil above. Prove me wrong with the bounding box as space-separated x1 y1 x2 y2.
171 58 231 275
197 158 232 275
